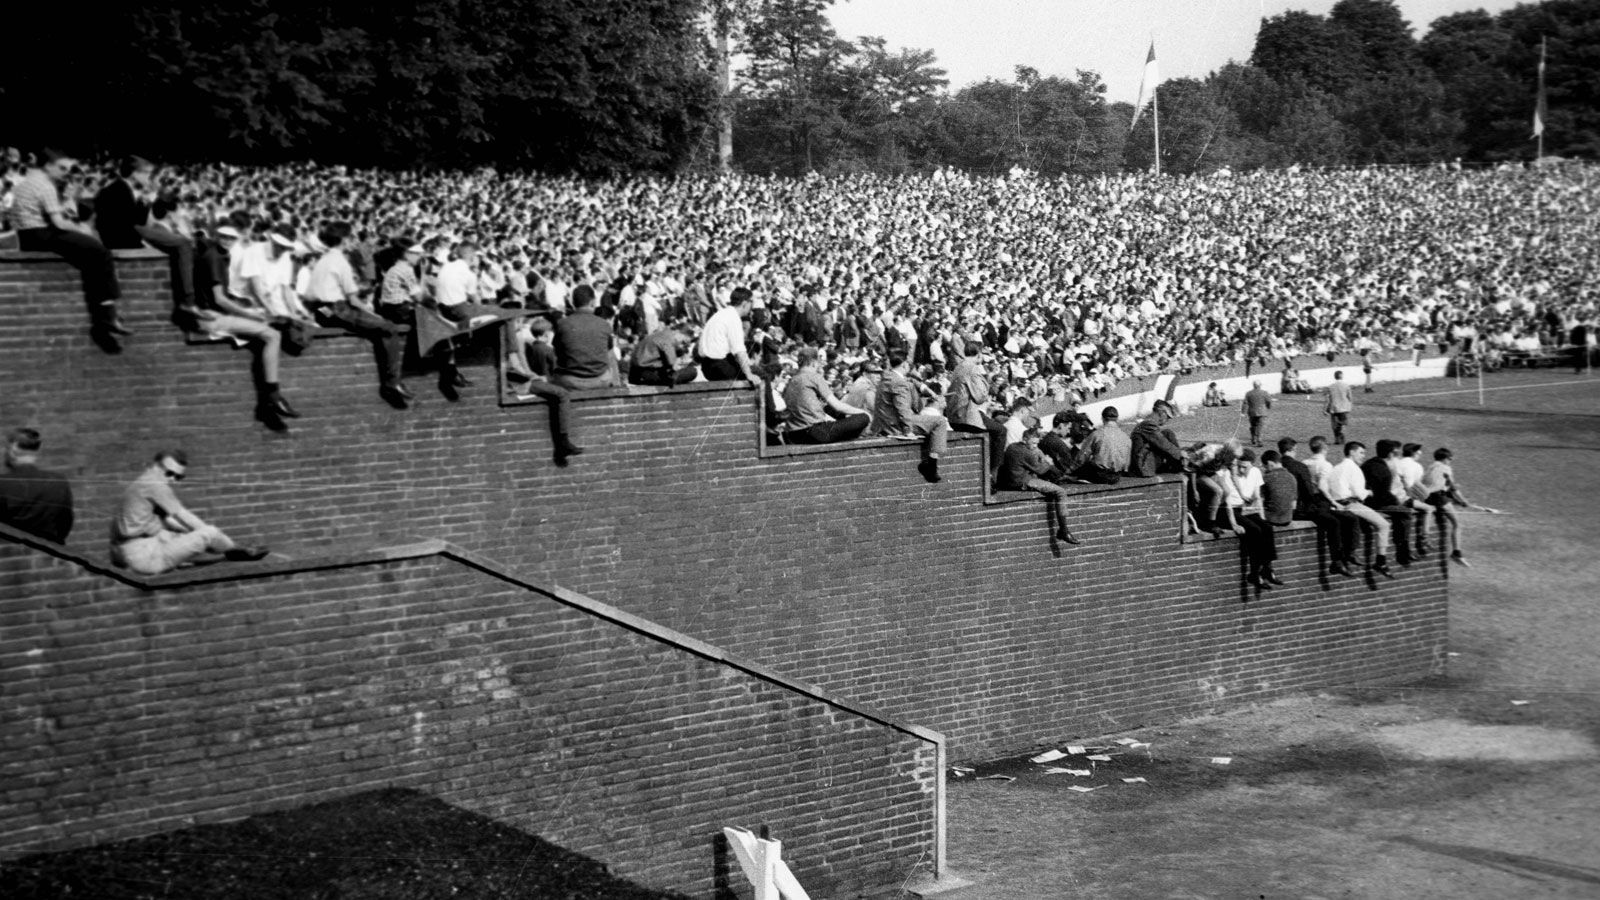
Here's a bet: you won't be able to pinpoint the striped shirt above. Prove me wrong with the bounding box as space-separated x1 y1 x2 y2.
9 170 61 230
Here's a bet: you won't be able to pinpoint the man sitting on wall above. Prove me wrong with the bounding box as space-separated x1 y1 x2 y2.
996 426 1080 545
780 346 870 444
1069 406 1131 484
1129 400 1185 477
870 349 950 484
0 427 74 544
110 450 268 575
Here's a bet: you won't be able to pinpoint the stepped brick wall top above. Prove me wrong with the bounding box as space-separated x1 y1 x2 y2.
1 530 940 898
2 253 1449 761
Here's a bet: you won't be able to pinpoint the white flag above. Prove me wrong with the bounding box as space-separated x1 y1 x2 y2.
1131 42 1160 130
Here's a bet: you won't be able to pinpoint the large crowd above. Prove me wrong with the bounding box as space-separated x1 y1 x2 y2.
4 149 1597 400
1 148 1596 574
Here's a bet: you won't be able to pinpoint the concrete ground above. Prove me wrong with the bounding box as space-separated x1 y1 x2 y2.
922 370 1600 900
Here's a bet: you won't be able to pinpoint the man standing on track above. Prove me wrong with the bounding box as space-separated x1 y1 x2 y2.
1243 380 1272 447
1325 371 1355 445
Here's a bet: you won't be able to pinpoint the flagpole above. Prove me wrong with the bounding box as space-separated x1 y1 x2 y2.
1152 84 1161 177
1536 36 1547 160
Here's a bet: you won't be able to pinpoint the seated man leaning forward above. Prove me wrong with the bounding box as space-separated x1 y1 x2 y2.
996 426 1080 545
110 450 268 575
781 346 870 444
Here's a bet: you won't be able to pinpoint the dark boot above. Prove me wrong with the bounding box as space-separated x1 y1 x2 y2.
918 458 941 483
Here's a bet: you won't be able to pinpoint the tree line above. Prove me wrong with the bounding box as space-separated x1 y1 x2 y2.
1 0 1593 176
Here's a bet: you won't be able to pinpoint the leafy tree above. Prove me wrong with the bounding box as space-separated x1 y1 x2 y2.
737 0 856 174
1329 0 1418 78
1252 10 1364 95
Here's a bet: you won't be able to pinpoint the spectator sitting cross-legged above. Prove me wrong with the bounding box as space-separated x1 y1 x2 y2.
109 450 268 575
780 346 870 445
0 427 74 544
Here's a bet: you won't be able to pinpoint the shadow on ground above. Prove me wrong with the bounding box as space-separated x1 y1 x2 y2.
0 788 686 900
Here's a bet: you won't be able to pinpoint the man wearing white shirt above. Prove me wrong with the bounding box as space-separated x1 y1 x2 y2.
1324 442 1394 577
434 244 480 309
303 223 410 408
697 288 757 382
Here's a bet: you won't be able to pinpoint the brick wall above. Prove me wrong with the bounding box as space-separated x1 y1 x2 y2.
0 533 939 898
2 254 1449 757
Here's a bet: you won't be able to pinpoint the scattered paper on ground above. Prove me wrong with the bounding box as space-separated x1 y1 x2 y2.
1087 754 1113 762
1067 745 1087 754
1510 700 1531 706
1210 757 1233 765
1122 777 1148 784
1114 738 1139 746
976 775 1015 783
1067 785 1103 793
1031 749 1067 763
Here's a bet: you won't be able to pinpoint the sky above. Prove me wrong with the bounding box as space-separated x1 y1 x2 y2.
826 0 1531 103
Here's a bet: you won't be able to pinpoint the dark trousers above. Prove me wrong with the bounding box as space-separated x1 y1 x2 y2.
312 301 404 388
17 227 121 320
700 356 744 381
953 414 1007 471
1329 412 1349 445
628 363 698 386
1236 512 1278 575
785 413 870 445
1076 463 1122 485
1248 415 1266 445
135 225 194 308
1297 504 1358 566
1377 505 1429 562
520 379 571 439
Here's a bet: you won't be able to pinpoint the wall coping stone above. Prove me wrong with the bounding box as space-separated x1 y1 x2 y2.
1 248 169 263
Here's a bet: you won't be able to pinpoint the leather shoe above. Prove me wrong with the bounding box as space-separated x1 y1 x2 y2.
392 383 415 400
223 546 270 562
255 403 289 432
380 386 410 409
271 393 300 419
106 317 135 336
451 372 473 388
1055 527 1081 545
1263 570 1286 586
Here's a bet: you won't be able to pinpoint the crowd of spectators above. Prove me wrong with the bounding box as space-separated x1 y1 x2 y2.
4 150 1596 413
0 149 1592 556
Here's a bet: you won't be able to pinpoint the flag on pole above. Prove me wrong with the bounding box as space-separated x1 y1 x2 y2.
1130 42 1160 131
1532 36 1547 139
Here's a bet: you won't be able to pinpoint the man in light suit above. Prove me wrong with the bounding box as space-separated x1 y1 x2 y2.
944 341 1006 475
1325 371 1355 445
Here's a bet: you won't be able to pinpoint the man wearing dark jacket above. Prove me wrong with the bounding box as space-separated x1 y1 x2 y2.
1130 400 1185 477
1362 438 1423 565
1279 437 1357 577
997 427 1079 545
0 428 74 544
95 156 195 311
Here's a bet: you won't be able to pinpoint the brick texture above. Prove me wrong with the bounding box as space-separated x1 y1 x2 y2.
0 538 938 898
1 256 1448 877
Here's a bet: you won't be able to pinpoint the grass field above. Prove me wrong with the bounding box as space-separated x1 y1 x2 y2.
936 370 1600 899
